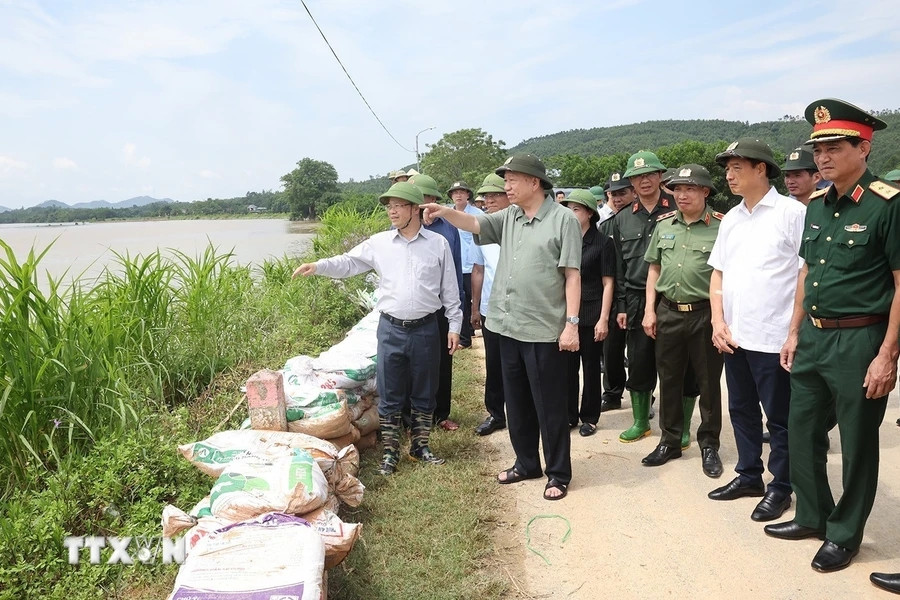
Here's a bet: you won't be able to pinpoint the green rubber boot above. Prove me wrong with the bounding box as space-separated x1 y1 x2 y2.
409 410 445 465
681 396 697 450
619 391 652 443
378 413 402 475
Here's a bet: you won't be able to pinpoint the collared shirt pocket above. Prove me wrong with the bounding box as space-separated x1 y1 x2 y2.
801 228 821 266
831 230 870 270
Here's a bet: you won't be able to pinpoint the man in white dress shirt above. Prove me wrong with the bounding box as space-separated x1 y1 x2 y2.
706 139 806 523
293 182 462 475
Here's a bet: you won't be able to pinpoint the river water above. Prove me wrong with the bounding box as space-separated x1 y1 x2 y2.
0 219 316 289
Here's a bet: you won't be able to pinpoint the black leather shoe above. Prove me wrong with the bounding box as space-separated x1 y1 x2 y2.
641 444 682 466
812 540 858 573
751 489 792 522
701 447 723 478
870 572 900 594
708 477 765 500
763 520 825 540
474 416 505 436
600 398 622 412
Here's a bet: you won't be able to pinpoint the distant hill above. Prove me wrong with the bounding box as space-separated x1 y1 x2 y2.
0 206 9 213
510 113 900 176
37 196 174 210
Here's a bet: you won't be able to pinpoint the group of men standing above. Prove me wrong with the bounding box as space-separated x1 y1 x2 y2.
296 97 900 588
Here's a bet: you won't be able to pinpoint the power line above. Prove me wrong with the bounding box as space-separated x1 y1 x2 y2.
299 0 414 153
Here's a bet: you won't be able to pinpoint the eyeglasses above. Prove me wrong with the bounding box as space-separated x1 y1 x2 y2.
385 203 412 212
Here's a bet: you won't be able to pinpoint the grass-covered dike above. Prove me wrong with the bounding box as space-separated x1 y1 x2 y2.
0 201 507 599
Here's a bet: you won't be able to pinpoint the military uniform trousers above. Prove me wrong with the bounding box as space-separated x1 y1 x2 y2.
789 318 889 550
481 323 506 425
655 300 723 449
499 335 572 485
624 289 700 397
566 325 604 426
376 314 440 416
602 312 627 402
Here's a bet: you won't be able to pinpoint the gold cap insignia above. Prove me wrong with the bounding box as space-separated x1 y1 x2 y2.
611 173 620 182
814 106 831 124
726 141 738 151
634 158 645 168
679 168 692 177
504 157 513 165
789 151 800 160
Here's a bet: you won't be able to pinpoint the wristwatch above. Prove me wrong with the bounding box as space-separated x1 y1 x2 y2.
566 316 580 325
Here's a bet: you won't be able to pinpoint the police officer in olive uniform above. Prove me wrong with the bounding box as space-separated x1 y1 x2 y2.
766 99 900 576
611 151 701 447
640 165 724 476
783 146 822 206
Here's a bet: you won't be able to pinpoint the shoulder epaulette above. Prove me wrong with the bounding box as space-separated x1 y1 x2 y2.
808 186 829 201
656 210 677 221
870 180 899 201
711 211 725 220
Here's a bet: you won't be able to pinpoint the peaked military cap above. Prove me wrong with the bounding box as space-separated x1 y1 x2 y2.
495 154 554 190
804 98 887 144
715 138 781 179
606 171 633 192
782 146 817 172
667 164 717 194
379 181 425 206
661 167 678 185
624 150 666 178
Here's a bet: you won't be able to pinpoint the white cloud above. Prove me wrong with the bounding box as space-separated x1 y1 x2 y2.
52 157 77 170
122 143 151 169
0 155 28 176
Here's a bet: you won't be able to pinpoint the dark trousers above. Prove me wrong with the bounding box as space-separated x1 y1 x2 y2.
433 309 454 423
376 315 439 416
655 302 723 449
460 273 474 346
602 313 627 402
566 325 604 426
499 335 572 485
789 320 888 550
482 324 505 424
723 348 791 493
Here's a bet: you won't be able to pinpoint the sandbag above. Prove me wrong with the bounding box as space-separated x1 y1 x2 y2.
287 400 353 439
167 513 325 600
356 431 378 451
352 404 380 437
326 426 360 450
209 448 329 522
300 506 362 569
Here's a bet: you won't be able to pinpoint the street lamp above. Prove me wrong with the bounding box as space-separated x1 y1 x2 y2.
415 126 436 172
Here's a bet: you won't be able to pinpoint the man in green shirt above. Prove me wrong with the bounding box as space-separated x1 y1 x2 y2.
639 165 724 477
768 98 900 576
422 154 582 502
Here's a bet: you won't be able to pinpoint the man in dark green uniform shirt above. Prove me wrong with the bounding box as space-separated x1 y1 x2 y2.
766 99 900 576
640 165 724 477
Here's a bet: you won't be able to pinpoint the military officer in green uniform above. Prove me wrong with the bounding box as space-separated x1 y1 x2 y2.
783 146 822 206
611 151 702 452
640 165 724 475
767 99 900 577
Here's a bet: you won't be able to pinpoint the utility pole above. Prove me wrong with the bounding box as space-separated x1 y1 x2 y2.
415 126 436 172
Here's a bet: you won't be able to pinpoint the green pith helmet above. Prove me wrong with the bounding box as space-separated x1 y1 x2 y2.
661 168 678 185
447 180 473 199
477 173 506 195
606 171 633 192
623 150 666 178
408 174 443 200
562 189 598 213
782 146 817 172
883 169 900 183
495 153 554 190
667 164 717 194
588 185 605 200
379 181 424 206
715 138 781 179
804 98 887 144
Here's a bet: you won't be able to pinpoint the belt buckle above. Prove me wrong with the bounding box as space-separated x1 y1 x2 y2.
810 316 823 328
677 303 691 312
401 319 413 328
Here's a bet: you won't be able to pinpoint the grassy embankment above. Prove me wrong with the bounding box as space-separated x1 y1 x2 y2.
0 203 507 599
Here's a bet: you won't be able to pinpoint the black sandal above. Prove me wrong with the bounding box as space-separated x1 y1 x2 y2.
497 466 542 485
544 479 568 501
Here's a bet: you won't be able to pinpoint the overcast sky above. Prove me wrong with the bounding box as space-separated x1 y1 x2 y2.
1 0 898 208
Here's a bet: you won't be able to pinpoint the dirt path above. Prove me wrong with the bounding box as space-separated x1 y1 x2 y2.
470 337 900 599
